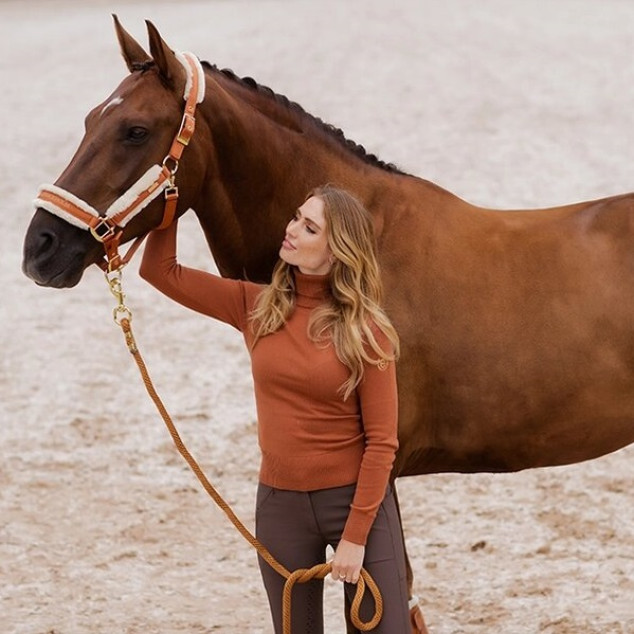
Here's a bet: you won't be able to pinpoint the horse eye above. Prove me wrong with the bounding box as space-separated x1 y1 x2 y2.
125 126 149 144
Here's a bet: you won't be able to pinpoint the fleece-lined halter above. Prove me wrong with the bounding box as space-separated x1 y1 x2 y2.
33 51 205 272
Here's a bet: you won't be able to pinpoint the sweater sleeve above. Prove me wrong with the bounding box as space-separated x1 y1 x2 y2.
139 222 260 331
341 330 399 545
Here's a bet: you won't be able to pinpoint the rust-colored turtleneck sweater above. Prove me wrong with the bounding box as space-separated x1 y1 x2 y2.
139 222 398 545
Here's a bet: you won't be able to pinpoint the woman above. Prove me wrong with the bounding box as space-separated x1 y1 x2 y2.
139 185 410 633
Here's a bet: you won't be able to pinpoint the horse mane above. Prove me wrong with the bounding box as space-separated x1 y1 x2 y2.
201 61 406 175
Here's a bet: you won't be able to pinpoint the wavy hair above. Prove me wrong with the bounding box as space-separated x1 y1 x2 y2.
249 185 399 400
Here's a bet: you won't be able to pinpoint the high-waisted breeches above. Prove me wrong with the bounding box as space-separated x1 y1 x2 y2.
255 483 410 633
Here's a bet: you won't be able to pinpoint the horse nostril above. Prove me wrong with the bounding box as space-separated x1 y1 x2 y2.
34 229 59 261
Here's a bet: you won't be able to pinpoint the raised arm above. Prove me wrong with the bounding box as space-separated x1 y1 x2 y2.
139 222 262 331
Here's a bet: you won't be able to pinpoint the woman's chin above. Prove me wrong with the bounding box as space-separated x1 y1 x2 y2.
279 249 293 265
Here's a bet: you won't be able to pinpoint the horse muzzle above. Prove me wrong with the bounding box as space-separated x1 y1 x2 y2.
22 208 97 288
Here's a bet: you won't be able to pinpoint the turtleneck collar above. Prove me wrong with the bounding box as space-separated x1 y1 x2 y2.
294 269 331 308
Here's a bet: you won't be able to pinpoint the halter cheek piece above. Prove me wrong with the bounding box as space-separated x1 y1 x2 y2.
33 51 206 272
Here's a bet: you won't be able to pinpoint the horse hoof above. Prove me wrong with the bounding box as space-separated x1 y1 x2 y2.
409 600 430 634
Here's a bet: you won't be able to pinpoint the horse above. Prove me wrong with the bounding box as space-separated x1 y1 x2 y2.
22 16 634 634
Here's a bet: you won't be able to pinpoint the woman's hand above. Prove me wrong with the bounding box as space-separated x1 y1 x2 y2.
330 539 365 584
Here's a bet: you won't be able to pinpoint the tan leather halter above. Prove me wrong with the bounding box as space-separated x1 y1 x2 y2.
34 51 205 272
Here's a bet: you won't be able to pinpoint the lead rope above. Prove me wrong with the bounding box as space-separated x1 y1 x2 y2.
105 269 383 632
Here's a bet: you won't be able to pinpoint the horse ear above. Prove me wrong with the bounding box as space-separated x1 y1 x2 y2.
145 20 184 87
113 15 151 72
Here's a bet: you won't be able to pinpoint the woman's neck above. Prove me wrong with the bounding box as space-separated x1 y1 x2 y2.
294 269 330 308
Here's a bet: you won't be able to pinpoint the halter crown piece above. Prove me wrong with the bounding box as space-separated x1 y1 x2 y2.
33 51 206 272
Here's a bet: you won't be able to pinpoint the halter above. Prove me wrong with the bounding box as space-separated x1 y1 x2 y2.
33 51 206 272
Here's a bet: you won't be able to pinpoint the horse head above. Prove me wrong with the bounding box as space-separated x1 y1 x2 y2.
22 16 207 287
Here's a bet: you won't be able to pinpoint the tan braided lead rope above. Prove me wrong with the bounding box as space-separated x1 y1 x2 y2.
110 276 383 632
118 317 383 631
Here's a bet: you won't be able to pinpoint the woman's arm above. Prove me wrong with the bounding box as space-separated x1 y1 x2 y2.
342 332 399 546
139 222 261 331
331 335 398 583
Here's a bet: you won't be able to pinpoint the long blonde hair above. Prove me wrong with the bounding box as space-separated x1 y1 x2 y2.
250 185 399 400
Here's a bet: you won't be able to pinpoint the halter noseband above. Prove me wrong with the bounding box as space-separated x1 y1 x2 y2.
33 51 206 272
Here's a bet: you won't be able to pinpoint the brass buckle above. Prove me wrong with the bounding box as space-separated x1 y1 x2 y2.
90 217 117 243
162 155 179 177
176 113 195 146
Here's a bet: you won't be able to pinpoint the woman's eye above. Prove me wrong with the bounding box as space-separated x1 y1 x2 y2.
306 225 316 235
125 126 148 144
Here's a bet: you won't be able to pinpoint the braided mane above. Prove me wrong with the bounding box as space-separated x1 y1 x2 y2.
201 61 405 175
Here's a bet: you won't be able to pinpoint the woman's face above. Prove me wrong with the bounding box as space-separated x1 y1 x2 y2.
279 196 333 275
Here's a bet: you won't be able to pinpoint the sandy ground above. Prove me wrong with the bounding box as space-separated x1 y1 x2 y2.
2 0 634 632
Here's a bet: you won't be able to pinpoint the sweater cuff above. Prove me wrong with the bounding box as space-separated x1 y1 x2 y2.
341 507 376 546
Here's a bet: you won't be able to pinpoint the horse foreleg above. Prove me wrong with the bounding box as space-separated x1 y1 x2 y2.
393 483 431 634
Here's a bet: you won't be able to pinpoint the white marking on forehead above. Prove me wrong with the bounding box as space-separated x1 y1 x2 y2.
100 96 123 117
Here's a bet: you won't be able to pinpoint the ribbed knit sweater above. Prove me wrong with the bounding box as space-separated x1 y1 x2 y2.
139 222 399 545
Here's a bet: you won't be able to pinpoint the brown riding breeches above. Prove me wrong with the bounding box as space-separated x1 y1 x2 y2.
255 483 410 633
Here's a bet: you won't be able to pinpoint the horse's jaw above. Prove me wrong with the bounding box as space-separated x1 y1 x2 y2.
22 209 97 288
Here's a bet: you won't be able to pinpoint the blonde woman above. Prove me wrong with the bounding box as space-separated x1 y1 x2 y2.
140 185 410 633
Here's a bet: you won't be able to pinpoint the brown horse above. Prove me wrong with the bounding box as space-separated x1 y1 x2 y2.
22 17 634 633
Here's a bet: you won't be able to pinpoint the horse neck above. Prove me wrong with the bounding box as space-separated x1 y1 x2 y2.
190 68 384 282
